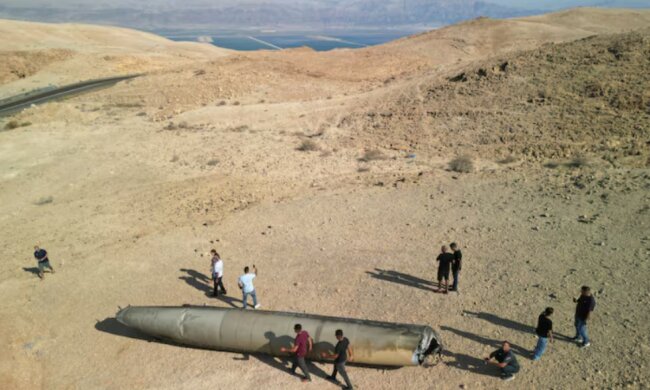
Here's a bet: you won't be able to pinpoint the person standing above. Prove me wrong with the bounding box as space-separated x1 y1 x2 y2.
450 242 462 292
484 341 520 381
322 329 354 390
210 249 227 297
532 307 554 361
238 265 261 309
280 324 312 383
573 285 596 348
33 245 55 279
436 245 454 294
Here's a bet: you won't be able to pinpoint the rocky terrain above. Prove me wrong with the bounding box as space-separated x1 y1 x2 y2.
0 8 649 390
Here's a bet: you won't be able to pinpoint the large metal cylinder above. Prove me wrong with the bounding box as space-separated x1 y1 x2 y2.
116 306 442 367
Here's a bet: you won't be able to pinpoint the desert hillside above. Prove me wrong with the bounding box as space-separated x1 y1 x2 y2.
1 8 649 390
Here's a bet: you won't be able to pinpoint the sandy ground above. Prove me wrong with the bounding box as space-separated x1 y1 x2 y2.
1 7 649 390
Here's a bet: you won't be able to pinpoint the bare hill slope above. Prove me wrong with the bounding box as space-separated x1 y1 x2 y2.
343 28 650 167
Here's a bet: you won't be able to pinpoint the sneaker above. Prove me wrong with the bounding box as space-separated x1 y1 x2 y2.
501 375 515 381
580 342 591 349
325 376 336 382
571 336 583 343
254 304 261 309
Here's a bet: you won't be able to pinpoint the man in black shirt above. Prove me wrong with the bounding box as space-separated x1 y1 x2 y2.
322 329 354 390
436 246 454 294
33 245 55 279
532 307 554 361
484 341 520 381
573 285 596 348
450 242 462 292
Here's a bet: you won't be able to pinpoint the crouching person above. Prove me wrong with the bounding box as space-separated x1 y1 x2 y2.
484 341 520 381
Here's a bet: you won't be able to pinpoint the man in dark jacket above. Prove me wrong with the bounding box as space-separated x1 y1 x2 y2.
532 307 554 361
450 242 462 292
322 329 354 390
436 246 454 294
573 286 596 348
484 341 520 381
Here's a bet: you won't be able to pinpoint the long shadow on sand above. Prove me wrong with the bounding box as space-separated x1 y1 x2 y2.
366 268 437 292
178 268 243 308
461 311 574 342
440 326 530 357
442 350 498 377
23 267 40 277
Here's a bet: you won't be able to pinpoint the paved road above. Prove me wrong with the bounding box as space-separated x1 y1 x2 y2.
0 74 141 117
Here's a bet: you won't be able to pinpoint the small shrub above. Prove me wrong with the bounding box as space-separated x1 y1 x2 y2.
232 101 240 106
4 120 20 130
357 166 370 172
217 100 227 106
358 149 386 162
449 155 474 173
498 155 518 164
297 140 319 152
170 155 179 163
567 155 588 168
34 196 53 205
206 159 219 166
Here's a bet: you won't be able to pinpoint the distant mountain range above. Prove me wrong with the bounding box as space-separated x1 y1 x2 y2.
0 0 540 30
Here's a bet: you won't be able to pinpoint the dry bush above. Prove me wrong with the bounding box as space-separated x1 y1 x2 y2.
297 140 319 152
357 166 370 173
206 159 219 166
358 149 386 162
34 196 53 205
498 155 518 164
567 155 588 168
4 120 20 130
449 155 474 173
217 101 227 106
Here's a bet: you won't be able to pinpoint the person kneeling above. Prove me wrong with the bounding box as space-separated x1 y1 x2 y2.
484 341 520 381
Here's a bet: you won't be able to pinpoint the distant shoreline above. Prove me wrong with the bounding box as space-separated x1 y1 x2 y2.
157 28 431 51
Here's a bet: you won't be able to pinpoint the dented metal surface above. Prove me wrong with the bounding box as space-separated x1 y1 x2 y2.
116 306 442 367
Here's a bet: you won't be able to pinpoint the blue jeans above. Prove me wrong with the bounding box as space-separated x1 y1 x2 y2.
533 336 548 360
452 270 460 290
242 290 258 309
574 317 589 344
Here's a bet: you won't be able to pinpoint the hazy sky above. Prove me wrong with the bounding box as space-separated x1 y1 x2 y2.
3 0 650 8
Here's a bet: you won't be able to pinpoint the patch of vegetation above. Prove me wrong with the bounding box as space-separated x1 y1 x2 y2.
567 155 588 168
449 155 474 173
358 149 386 162
357 166 370 172
297 140 319 152
498 155 518 164
34 196 53 206
170 155 179 163
206 159 219 166
4 120 28 130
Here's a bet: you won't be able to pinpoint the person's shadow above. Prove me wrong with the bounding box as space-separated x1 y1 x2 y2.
442 350 498 377
462 311 574 342
366 268 437 292
178 268 243 308
440 326 529 357
23 267 40 277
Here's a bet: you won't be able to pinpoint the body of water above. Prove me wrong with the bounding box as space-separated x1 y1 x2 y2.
158 30 422 51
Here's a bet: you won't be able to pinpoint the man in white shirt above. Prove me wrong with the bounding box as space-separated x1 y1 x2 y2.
238 265 260 309
210 249 227 297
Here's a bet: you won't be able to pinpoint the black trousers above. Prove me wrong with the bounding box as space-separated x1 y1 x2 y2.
213 276 226 296
332 361 353 389
291 356 311 380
